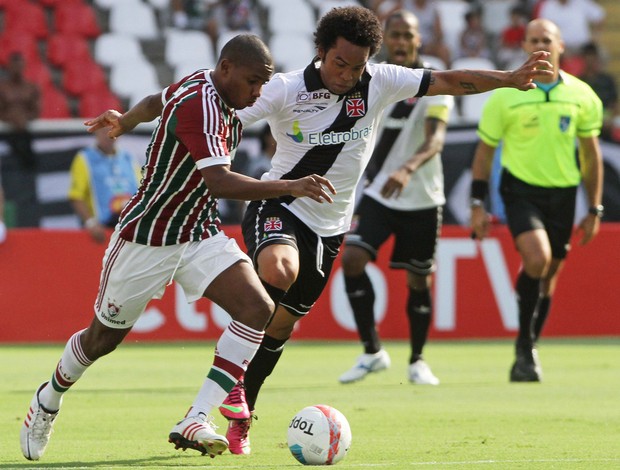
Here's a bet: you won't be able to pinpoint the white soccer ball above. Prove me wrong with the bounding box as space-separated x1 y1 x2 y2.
287 404 352 465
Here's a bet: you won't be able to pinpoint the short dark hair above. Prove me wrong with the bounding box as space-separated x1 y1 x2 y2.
314 6 383 58
219 34 273 68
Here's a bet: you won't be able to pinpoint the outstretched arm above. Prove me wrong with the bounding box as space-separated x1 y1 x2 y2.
83 93 164 138
428 51 553 96
202 165 336 204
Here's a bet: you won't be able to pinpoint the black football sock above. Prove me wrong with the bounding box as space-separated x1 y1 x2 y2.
533 296 552 343
407 287 432 364
344 271 380 354
515 271 541 350
243 334 287 411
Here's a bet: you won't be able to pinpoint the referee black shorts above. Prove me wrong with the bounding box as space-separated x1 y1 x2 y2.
242 199 344 317
499 170 577 259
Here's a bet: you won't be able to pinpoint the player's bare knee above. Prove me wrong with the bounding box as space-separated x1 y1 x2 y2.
259 260 297 290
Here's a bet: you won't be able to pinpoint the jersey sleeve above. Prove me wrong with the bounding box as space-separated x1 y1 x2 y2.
373 64 428 106
67 152 90 202
577 85 603 138
173 92 232 170
476 90 503 147
237 74 287 127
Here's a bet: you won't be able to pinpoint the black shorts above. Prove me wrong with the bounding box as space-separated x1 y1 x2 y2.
345 195 442 275
499 170 577 259
242 199 344 316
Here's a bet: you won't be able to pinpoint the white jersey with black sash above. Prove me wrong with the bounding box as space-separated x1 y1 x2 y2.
237 60 431 236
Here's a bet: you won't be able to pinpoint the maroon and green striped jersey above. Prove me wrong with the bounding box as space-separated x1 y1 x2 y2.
117 70 242 246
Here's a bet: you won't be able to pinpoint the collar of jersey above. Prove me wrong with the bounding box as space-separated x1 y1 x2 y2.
303 56 372 96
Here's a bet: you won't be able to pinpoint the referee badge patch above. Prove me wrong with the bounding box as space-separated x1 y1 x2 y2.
559 115 571 132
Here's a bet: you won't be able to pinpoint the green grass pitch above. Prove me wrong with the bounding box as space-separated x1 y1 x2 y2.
1 339 619 469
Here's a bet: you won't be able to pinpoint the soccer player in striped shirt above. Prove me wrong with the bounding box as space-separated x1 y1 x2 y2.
20 34 335 461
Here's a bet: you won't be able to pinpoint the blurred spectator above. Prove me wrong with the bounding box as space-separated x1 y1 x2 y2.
497 4 528 68
579 42 619 142
68 128 142 243
170 0 214 30
458 8 491 60
372 0 452 66
205 0 261 50
535 0 605 61
0 53 40 169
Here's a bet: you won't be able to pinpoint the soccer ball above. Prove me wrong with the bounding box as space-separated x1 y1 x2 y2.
287 404 352 465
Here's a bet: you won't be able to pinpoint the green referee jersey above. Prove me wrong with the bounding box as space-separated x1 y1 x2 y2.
477 71 603 188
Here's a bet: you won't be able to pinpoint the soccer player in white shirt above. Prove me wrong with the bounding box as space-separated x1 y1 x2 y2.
219 5 553 455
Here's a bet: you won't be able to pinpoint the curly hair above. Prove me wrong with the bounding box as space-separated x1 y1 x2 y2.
314 6 383 58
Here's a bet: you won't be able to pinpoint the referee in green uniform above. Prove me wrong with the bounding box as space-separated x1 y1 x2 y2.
470 18 604 382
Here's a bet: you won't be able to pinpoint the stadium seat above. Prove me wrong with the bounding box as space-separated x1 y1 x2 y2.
435 0 469 61
3 1 48 39
78 89 124 118
420 54 448 70
146 0 170 11
173 60 210 82
92 0 126 10
165 29 215 69
270 33 315 72
459 91 493 123
266 0 315 35
62 59 109 98
40 85 72 119
39 0 84 8
316 0 359 18
23 58 53 89
109 59 160 100
47 33 92 69
94 33 146 68
108 0 159 40
0 32 41 66
482 0 513 38
54 1 101 38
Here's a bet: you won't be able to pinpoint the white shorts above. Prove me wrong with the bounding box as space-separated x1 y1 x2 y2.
94 230 251 329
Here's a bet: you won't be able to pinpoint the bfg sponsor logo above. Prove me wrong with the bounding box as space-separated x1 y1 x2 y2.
296 91 331 103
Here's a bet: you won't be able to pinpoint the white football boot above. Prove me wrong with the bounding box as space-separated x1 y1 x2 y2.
339 349 391 383
408 360 440 385
169 413 228 458
21 382 62 461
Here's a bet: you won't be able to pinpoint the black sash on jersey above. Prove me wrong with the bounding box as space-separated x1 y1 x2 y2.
279 65 371 205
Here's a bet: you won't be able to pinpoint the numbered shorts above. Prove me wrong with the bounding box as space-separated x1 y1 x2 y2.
499 170 576 259
94 230 251 328
345 195 442 275
242 199 344 316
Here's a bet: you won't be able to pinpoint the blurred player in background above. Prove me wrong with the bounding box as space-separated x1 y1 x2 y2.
19 34 335 462
68 127 142 243
217 5 554 455
338 9 453 386
0 52 39 169
470 19 603 382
